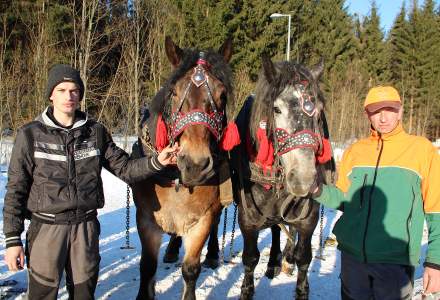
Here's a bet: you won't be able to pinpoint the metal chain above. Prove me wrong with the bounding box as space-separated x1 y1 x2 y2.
315 158 336 260
220 206 228 263
228 202 238 260
121 185 135 250
315 204 325 260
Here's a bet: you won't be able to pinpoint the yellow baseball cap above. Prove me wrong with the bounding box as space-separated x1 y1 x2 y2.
364 86 401 113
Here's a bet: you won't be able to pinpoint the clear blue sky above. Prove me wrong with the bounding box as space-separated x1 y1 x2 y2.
346 0 440 33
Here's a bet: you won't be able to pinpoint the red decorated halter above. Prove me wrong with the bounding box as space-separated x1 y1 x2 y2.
171 110 224 140
275 129 320 155
253 82 331 169
155 52 240 151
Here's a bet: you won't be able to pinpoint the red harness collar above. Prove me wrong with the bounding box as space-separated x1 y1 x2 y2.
246 122 332 171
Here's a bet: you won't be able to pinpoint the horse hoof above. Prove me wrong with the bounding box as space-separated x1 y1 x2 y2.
265 266 281 279
281 260 295 275
163 252 179 263
202 257 219 269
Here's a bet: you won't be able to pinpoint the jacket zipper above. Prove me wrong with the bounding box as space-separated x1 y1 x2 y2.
360 174 368 208
65 130 71 205
362 135 384 263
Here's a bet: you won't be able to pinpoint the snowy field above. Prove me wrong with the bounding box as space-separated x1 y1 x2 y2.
0 137 430 299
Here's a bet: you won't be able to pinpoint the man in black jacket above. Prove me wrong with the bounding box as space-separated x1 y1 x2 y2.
3 64 178 299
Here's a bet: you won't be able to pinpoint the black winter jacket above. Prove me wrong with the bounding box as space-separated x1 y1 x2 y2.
3 107 163 248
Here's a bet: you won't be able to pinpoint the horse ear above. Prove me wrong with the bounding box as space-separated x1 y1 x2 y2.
262 54 276 84
218 37 233 63
165 36 183 68
310 58 324 81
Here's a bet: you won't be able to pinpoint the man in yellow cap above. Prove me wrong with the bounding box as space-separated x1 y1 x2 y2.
312 86 440 299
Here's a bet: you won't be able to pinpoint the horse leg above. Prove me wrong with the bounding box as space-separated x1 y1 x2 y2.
240 227 260 300
293 232 313 300
136 219 162 300
265 225 282 279
202 212 220 269
181 215 213 300
282 226 297 275
163 234 182 263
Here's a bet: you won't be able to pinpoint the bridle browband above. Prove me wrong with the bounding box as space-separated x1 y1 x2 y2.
169 53 225 144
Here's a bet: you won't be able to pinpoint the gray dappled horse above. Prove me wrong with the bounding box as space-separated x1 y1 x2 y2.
233 56 330 300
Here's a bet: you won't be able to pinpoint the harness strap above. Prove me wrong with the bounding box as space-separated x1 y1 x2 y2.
278 223 295 243
279 195 312 223
176 83 191 113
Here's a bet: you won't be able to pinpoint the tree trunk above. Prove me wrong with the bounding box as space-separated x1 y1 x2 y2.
79 0 98 112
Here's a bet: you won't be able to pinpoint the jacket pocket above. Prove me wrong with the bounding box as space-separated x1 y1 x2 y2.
28 183 42 212
40 180 70 212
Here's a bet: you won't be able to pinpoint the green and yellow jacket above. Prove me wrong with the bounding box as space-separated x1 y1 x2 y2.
315 123 440 266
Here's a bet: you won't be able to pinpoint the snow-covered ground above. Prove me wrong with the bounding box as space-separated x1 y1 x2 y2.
0 138 429 299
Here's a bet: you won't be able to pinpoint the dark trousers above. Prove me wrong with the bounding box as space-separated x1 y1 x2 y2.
25 218 101 300
340 252 414 300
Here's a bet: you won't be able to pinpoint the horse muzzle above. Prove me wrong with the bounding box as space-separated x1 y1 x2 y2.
177 153 215 186
285 168 317 198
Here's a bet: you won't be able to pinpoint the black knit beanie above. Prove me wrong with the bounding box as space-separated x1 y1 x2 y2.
46 64 85 101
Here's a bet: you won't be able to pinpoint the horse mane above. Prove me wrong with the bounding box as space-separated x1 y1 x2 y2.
143 47 233 147
249 61 325 143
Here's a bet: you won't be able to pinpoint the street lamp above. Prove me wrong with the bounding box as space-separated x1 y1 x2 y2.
270 13 292 61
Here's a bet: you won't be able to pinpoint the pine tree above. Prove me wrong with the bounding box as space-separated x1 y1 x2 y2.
359 1 389 86
417 0 440 136
299 0 360 141
228 0 288 80
301 0 357 76
388 2 409 91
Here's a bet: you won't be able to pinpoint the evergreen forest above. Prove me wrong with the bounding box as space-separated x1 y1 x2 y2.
1 0 439 142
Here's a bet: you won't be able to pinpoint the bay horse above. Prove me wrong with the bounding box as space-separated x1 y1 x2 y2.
130 36 236 300
233 56 331 300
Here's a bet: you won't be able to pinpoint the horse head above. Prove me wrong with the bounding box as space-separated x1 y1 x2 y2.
160 36 234 186
252 56 325 197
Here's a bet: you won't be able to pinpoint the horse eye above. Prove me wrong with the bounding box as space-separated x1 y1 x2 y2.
171 89 177 97
273 107 282 114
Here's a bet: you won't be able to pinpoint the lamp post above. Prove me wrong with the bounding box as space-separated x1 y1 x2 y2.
270 13 292 61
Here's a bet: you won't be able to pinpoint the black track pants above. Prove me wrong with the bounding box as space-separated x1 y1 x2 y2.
340 252 414 300
25 218 101 300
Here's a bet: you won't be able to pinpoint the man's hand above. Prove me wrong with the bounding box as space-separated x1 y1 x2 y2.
423 266 440 298
157 143 180 166
5 246 25 271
